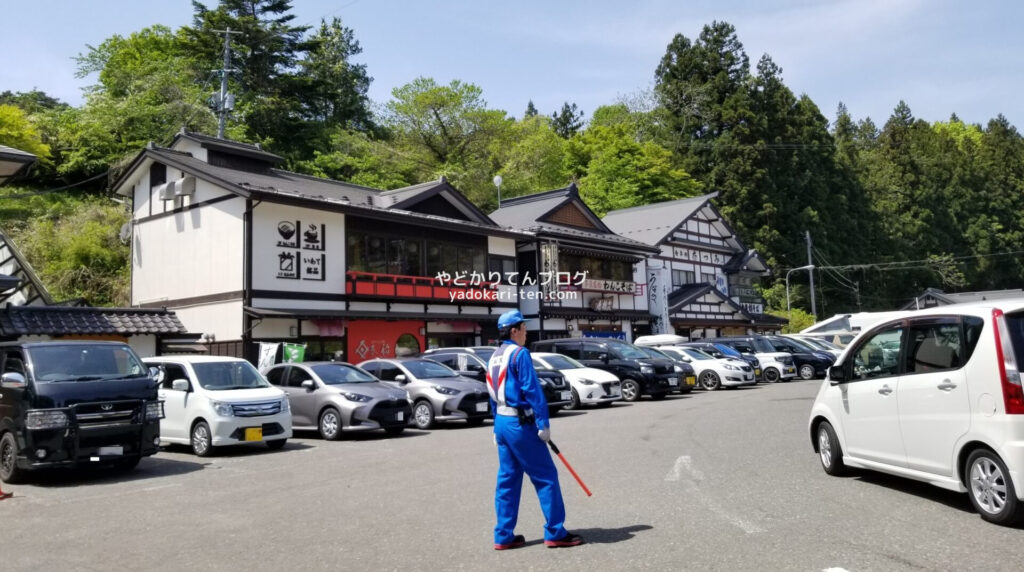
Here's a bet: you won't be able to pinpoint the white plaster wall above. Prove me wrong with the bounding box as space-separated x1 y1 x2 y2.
251 203 345 295
170 300 244 342
488 236 517 257
170 138 208 161
252 318 298 339
128 335 157 358
132 194 245 305
250 298 346 311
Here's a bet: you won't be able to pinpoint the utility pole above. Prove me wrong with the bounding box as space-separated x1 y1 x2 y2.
854 281 861 311
211 27 242 138
806 230 817 318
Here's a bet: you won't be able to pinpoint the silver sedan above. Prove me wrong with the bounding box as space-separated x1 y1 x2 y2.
358 358 491 430
263 362 412 440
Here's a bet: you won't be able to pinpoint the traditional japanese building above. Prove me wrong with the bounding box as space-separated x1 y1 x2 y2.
603 193 786 338
113 130 528 363
489 184 660 342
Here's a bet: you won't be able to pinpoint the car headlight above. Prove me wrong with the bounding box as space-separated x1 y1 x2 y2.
640 366 655 374
432 385 461 396
673 364 685 373
145 401 165 420
211 401 234 417
341 392 372 402
723 363 739 371
577 378 596 385
26 409 68 430
280 397 290 412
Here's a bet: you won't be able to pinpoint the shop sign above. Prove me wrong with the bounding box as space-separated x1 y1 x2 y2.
582 278 636 294
741 302 764 315
276 220 327 281
671 247 726 265
589 296 616 311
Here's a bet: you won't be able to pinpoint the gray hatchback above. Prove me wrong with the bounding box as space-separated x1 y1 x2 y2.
358 358 491 430
263 362 411 440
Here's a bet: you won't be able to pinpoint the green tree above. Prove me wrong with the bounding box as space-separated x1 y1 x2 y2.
0 104 51 164
495 115 569 198
551 102 584 138
524 100 538 118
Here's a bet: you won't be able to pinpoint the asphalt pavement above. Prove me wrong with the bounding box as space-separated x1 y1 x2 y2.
1 380 1021 571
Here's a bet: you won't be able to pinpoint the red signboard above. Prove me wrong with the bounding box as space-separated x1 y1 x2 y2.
345 271 498 302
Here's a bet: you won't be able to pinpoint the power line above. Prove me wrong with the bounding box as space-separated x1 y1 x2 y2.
0 171 109 198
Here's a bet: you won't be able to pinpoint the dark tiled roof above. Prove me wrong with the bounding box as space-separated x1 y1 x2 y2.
175 131 284 165
603 194 713 246
0 306 188 336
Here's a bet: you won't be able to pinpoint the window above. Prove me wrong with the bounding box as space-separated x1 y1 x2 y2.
2 350 25 376
426 241 485 278
962 316 985 363
730 341 755 354
388 238 422 276
701 272 715 284
161 364 189 389
561 254 633 282
286 367 313 388
431 354 460 369
581 343 606 360
852 325 904 380
555 342 581 359
672 269 695 287
905 322 962 373
488 256 517 285
264 367 285 386
376 363 401 381
360 362 379 376
366 235 387 273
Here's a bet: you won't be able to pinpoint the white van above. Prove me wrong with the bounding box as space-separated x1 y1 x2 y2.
144 356 292 456
808 299 1024 525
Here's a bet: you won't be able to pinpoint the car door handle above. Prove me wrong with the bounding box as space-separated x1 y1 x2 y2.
878 385 893 396
938 380 957 391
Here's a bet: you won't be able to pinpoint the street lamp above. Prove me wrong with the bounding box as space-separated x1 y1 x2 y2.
786 264 815 314
493 175 503 208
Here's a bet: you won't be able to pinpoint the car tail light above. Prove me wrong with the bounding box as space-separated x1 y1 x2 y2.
993 309 1024 414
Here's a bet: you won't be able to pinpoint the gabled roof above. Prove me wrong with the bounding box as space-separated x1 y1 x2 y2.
602 194 712 246
489 184 659 254
722 250 771 274
113 145 530 240
377 177 495 225
172 130 284 165
0 305 188 336
667 282 751 319
899 287 1024 310
0 144 38 186
0 228 54 306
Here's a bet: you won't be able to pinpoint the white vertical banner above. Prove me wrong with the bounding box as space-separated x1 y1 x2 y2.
647 265 671 334
258 342 280 370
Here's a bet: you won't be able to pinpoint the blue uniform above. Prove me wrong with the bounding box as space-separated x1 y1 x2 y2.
488 340 568 544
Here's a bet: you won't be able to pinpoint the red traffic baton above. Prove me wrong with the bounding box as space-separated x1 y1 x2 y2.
548 440 592 497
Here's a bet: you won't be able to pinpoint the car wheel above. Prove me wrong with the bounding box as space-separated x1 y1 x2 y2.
763 367 780 383
0 431 27 484
566 389 581 410
967 449 1022 525
319 407 343 441
191 421 214 457
413 400 435 430
799 364 816 380
266 439 287 451
700 371 722 391
620 379 641 402
816 421 846 476
385 426 405 436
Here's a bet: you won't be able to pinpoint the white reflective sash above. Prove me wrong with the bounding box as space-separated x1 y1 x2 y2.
486 345 522 407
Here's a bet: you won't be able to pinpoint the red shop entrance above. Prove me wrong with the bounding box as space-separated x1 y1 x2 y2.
346 320 425 362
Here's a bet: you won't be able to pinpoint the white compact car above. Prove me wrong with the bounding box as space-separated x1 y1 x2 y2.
655 346 756 390
808 299 1024 525
532 352 621 409
144 356 292 456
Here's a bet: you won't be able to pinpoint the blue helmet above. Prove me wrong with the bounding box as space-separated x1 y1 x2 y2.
497 310 525 330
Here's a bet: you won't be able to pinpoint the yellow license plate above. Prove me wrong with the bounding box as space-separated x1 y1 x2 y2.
755 369 761 376
244 427 263 442
686 376 696 385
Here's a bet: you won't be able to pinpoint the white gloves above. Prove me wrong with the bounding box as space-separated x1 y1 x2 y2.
537 428 551 442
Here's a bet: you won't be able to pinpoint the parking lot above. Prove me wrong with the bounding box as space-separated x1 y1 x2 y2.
2 380 1022 571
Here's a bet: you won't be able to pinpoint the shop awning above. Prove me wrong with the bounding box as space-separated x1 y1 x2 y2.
244 306 498 323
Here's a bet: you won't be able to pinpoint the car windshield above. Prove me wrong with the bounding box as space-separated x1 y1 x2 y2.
712 343 741 358
403 360 458 379
311 364 376 384
799 337 835 351
813 338 843 350
541 355 584 369
615 344 650 359
780 337 816 352
682 349 714 361
30 344 148 382
751 338 776 353
191 361 270 390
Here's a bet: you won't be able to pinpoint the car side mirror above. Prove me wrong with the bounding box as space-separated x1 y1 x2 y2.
148 366 160 379
395 374 407 383
171 379 190 392
0 372 27 388
828 365 846 385
599 353 609 362
301 379 316 391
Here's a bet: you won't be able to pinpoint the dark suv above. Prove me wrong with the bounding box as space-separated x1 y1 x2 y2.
0 341 163 483
531 338 678 402
763 335 835 380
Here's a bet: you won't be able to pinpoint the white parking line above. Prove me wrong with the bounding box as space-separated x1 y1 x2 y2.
666 454 764 535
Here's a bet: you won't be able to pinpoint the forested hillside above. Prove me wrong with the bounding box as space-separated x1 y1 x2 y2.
2 1 1022 313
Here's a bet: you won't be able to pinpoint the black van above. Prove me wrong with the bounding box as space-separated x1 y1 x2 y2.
0 341 163 483
531 338 679 401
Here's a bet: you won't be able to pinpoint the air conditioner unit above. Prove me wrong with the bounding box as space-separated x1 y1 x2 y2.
157 182 174 201
173 176 196 197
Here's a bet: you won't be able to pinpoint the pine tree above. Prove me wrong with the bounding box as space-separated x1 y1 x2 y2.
551 102 584 138
524 100 538 117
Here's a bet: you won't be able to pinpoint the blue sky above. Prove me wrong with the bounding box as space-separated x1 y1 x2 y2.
2 0 1021 128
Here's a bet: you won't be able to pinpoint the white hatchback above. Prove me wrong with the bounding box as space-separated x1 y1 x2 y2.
808 300 1024 525
532 352 621 409
655 346 756 390
144 356 292 456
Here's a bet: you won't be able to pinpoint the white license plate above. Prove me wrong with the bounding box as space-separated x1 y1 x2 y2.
475 402 488 413
98 446 123 456
396 412 404 421
560 391 572 401
668 377 678 386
